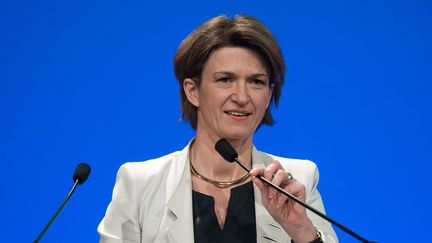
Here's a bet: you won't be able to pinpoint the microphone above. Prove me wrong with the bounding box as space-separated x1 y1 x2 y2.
215 139 376 243
34 163 91 243
73 163 91 184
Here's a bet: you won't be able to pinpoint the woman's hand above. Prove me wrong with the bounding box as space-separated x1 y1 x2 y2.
250 160 317 243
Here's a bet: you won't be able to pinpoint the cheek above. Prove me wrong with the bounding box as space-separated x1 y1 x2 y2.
206 91 228 106
199 90 226 112
254 93 271 111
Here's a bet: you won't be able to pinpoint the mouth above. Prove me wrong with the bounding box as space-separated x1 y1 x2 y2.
224 110 252 117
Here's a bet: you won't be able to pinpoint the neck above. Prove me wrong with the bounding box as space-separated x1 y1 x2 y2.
190 134 253 181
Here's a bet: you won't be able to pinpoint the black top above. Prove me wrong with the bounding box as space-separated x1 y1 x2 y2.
192 181 257 243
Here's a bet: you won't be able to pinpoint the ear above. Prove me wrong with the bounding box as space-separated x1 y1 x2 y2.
266 83 274 109
183 78 200 107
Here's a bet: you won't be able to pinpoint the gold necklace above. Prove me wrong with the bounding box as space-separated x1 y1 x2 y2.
190 161 250 188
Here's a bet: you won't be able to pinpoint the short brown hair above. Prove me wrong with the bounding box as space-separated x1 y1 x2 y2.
174 15 286 130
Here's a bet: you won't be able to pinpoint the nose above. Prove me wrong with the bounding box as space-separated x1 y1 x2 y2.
231 81 250 106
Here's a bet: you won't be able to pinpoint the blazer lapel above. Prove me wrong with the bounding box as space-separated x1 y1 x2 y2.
253 147 291 243
155 146 195 243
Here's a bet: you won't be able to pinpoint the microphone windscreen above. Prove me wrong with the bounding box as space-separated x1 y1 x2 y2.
215 139 238 162
73 163 91 185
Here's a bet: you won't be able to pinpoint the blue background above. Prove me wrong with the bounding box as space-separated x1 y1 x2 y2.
1 0 431 242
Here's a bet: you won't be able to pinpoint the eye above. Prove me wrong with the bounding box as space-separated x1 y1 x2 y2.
216 77 231 83
250 79 267 87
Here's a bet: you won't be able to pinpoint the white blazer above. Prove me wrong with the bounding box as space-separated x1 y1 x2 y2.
98 143 338 243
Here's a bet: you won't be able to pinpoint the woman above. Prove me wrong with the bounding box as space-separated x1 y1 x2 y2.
98 15 338 243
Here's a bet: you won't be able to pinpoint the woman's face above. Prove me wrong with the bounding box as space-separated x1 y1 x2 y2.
185 46 274 142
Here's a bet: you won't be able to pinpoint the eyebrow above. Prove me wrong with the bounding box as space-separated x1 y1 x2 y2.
213 72 269 78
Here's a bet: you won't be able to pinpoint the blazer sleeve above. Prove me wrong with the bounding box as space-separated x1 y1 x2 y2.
305 161 338 243
98 164 142 243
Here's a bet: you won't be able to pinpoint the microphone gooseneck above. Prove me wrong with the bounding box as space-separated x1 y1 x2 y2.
215 138 376 243
34 163 91 243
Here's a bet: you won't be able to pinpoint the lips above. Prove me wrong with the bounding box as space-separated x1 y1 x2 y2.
224 110 252 117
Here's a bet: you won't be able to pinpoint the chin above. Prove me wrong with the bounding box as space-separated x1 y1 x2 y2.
221 129 253 141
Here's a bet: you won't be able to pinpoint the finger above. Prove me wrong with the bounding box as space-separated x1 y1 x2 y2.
269 169 287 198
252 177 269 201
275 177 296 208
264 161 283 198
250 168 269 200
249 167 265 177
277 178 306 208
252 177 265 191
251 160 282 178
263 161 282 180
